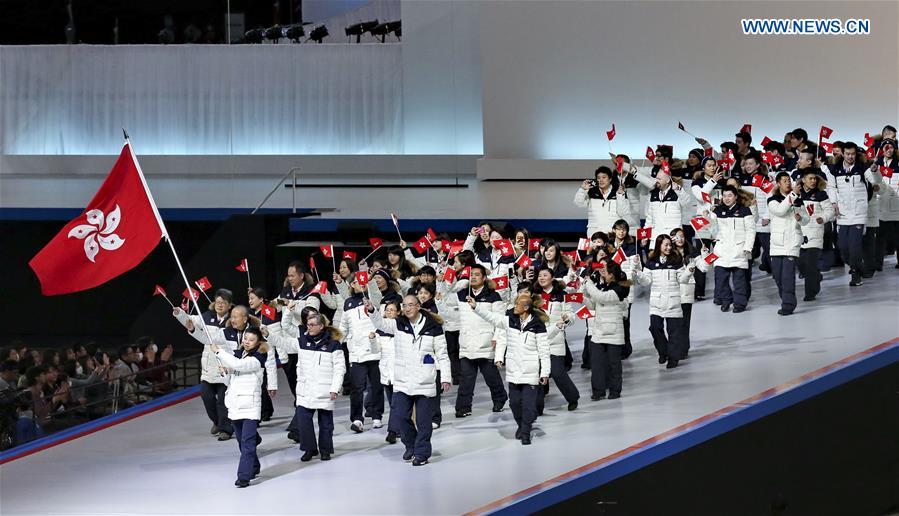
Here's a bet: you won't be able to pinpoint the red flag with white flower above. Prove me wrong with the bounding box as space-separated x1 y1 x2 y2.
645 146 656 161
261 304 277 322
819 125 833 139
29 142 165 296
492 275 509 290
319 245 334 258
881 166 894 179
443 267 457 283
235 258 249 272
704 252 719 265
458 266 471 279
820 141 834 154
528 238 542 251
516 253 532 268
355 270 370 288
182 287 200 301
195 276 213 292
426 227 437 243
612 247 626 265
759 179 775 195
369 237 383 251
575 305 594 319
492 239 515 257
564 293 583 304
637 227 653 241
690 217 710 231
342 250 357 262
606 123 616 141
413 235 431 255
760 136 772 147
309 281 328 295
701 191 712 204
577 238 591 251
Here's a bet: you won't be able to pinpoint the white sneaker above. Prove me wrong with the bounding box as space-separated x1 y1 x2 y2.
372 419 383 429
351 420 364 433
431 422 439 430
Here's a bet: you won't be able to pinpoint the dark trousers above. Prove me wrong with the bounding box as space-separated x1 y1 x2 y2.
622 304 633 358
589 342 622 396
393 391 435 460
383 384 402 433
232 419 259 482
295 405 334 454
200 381 232 434
350 360 384 422
746 259 754 299
649 315 685 361
444 331 461 384
261 373 273 421
581 329 592 366
694 238 713 297
536 355 579 412
821 223 837 269
798 247 823 298
455 357 508 411
878 220 899 263
862 226 880 273
837 224 864 272
754 233 771 270
714 266 749 309
508 382 539 438
681 303 693 354
771 256 798 313
432 371 443 426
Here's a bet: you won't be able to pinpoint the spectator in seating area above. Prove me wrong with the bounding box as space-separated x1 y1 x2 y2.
15 392 45 445
135 336 176 394
111 346 145 406
24 366 50 422
0 360 18 392
0 347 20 363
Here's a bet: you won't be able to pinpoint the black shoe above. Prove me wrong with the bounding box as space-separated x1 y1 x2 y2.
608 393 621 400
261 414 272 422
591 393 606 401
217 432 232 441
580 363 591 369
300 450 318 462
252 467 260 479
733 306 746 313
386 431 397 444
777 309 793 316
567 401 578 411
350 421 364 433
850 272 863 286
695 295 705 301
287 431 300 443
521 435 532 445
235 480 250 488
455 409 472 418
256 433 262 446
403 449 414 461
492 402 505 413
412 457 429 466
658 355 668 364
803 295 816 301
321 453 331 461
211 424 219 435
713 298 722 305
861 271 875 279
515 428 522 439
895 263 899 269
720 303 731 312
666 359 679 369
759 266 771 273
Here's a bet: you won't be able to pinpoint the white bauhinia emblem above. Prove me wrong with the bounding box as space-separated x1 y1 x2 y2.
67 205 125 262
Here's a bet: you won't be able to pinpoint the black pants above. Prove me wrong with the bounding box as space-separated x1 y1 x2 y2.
771 256 798 313
798 247 823 298
508 382 539 438
232 419 259 482
621 304 633 358
536 355 579 412
862 226 880 274
349 360 383 423
693 238 713 297
589 342 622 397
837 224 864 272
383 384 402 433
714 266 749 309
444 330 461 384
681 303 693 355
878 220 899 263
393 391 435 460
261 373 273 421
296 405 334 454
200 381 232 434
581 329 592 367
754 233 771 271
432 371 443 426
649 315 685 361
455 357 508 412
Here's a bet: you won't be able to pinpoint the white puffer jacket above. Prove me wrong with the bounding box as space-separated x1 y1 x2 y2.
376 330 396 386
282 295 322 328
798 187 836 249
320 280 351 329
448 286 505 360
473 306 551 385
583 281 630 345
339 296 380 363
369 311 450 397
691 176 723 239
676 253 711 304
767 191 804 257
642 182 694 241
611 240 638 303
878 159 899 221
831 160 878 226
709 202 756 269
573 185 632 237
215 348 266 421
267 327 345 411
537 286 571 356
436 278 466 332
632 258 693 318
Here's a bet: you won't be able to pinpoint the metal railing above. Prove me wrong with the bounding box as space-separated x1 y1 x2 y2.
252 166 301 214
0 353 203 451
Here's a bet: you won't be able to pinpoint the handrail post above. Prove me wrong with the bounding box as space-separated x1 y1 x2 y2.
251 166 301 214
292 169 297 214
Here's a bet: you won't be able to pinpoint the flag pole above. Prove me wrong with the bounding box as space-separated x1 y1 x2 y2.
245 262 251 290
124 135 219 356
196 283 213 304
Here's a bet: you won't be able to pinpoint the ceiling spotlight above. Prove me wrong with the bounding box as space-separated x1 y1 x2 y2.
285 25 305 43
243 28 264 44
309 25 329 43
344 19 378 43
264 25 283 43
370 20 401 42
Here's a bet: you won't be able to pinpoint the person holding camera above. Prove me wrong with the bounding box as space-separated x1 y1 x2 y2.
573 166 631 238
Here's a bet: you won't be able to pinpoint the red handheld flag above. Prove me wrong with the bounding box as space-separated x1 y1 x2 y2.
751 174 764 188
759 179 775 194
342 250 357 262
703 253 719 265
319 245 334 259
820 141 833 154
615 155 624 173
881 166 894 179
690 217 710 231
492 238 515 257
182 287 200 301
591 261 606 270
426 227 437 242
701 191 712 204
309 281 328 295
441 240 453 253
740 123 752 134
308 256 316 271
726 149 736 165
515 253 533 268
561 250 578 263
443 267 457 283
704 147 714 157
637 227 652 241
819 125 833 139
612 247 626 265
458 266 471 279
760 136 773 147
413 235 431 255
575 305 594 319
660 161 671 176
195 276 213 292
153 284 167 297
677 121 686 132
261 304 277 322
448 241 464 259
577 238 591 251
235 258 249 272
540 292 551 307
762 152 773 164
528 238 542 251
865 147 876 160
354 270 370 288
864 133 875 147
564 293 583 304
606 123 616 141
28 143 164 296
492 275 509 290
369 237 383 250
645 146 656 162
806 204 815 216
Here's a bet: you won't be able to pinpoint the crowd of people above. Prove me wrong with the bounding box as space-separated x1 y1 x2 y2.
167 123 899 487
0 337 178 449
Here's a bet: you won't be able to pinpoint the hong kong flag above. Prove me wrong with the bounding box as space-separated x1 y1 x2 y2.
261 304 277 322
701 191 712 204
759 179 775 194
309 281 328 295
820 141 834 154
369 237 384 250
516 253 532 268
458 266 471 279
760 136 773 147
354 270 370 288
751 174 764 188
492 275 509 290
319 245 334 258
29 142 165 296
740 123 752 134
528 238 542 251
606 123 616 141
575 305 594 319
690 217 710 231
703 252 719 265
881 166 894 179
443 267 457 283
612 247 627 265
195 276 213 292
637 227 653 241
564 293 583 304
645 147 656 161
182 287 200 301
342 250 357 262
413 235 431 255
235 258 249 272
492 238 515 257
819 125 833 139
